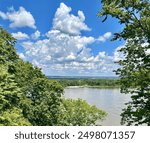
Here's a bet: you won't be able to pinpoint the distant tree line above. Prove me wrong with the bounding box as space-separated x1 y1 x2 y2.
56 79 120 88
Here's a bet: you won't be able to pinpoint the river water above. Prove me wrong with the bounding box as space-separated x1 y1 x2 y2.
64 87 131 126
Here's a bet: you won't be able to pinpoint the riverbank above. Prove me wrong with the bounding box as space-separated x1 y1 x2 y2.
48 78 120 88
66 85 120 89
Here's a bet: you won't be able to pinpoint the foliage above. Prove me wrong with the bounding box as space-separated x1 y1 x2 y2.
0 65 30 125
54 78 120 88
0 65 21 112
98 0 150 125
59 99 107 126
0 26 19 74
0 107 31 126
25 79 64 126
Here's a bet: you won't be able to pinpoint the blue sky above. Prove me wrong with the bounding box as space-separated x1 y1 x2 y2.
0 0 124 76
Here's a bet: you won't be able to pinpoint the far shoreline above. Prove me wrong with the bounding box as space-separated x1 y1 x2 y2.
65 85 120 89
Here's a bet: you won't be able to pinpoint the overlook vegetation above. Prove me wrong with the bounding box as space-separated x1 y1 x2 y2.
99 0 150 125
0 26 106 126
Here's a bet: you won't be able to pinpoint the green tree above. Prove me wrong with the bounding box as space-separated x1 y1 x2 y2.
13 60 64 125
98 0 150 125
0 65 30 125
25 79 64 126
0 26 19 74
59 99 107 126
0 65 21 111
0 107 31 126
14 60 45 96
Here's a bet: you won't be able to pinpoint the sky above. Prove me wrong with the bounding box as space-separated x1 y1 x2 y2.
0 0 124 76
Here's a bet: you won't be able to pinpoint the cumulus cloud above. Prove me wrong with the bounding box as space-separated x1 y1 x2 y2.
52 3 90 35
31 30 41 40
22 31 95 63
12 30 41 41
12 32 29 40
98 32 112 42
21 30 115 75
19 3 116 76
0 6 36 29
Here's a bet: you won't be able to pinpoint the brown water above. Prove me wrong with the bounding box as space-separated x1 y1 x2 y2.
64 87 131 126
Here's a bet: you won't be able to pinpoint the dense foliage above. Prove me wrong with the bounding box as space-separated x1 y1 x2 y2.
0 26 106 126
56 78 119 88
98 0 150 125
59 99 106 126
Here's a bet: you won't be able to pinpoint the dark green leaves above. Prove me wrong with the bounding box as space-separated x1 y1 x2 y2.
99 0 150 125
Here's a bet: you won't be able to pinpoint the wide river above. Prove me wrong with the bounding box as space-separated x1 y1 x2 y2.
64 87 131 126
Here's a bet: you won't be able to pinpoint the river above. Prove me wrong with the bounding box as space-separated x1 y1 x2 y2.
64 87 131 126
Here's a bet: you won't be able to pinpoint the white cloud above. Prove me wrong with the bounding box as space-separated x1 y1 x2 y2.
145 49 150 55
22 32 95 62
0 11 7 19
18 53 26 60
19 3 116 76
21 30 115 75
66 53 76 60
141 43 149 48
98 32 112 42
113 46 125 62
53 3 90 35
0 6 36 29
31 30 41 40
12 32 29 40
12 30 41 41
